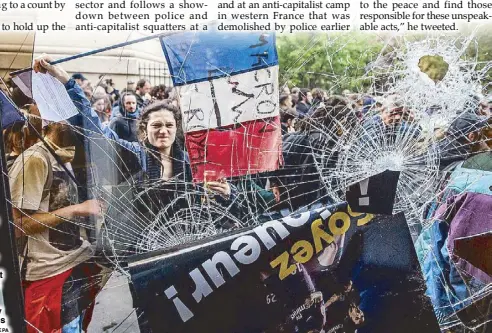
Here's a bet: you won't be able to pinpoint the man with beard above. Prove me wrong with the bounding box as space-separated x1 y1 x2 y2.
109 92 139 142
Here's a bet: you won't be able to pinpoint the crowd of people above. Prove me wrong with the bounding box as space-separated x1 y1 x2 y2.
2 53 492 333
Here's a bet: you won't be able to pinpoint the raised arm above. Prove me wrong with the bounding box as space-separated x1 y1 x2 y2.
33 55 142 157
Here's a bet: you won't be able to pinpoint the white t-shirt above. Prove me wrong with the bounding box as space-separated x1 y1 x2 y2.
8 142 93 281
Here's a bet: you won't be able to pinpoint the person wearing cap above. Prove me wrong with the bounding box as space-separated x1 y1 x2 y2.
437 111 490 169
423 107 491 220
71 73 88 87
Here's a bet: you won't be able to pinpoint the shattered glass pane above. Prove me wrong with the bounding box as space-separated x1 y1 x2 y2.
0 28 491 332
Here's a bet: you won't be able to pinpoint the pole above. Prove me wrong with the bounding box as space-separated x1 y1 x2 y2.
10 30 181 77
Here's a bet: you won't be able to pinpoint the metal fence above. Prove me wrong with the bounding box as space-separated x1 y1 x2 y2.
138 62 173 87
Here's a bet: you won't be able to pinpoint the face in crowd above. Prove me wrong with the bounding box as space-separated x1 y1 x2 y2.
146 110 177 151
306 92 313 104
381 104 408 126
138 81 152 96
123 95 137 114
92 98 107 114
138 101 182 152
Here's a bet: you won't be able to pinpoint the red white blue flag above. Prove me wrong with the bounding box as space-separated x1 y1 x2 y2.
161 31 282 182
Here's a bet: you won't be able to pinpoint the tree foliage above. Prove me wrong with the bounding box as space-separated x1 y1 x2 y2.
463 26 492 93
277 30 492 95
277 32 384 94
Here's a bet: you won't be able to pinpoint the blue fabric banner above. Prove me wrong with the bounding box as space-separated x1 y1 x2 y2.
161 31 278 86
0 90 23 129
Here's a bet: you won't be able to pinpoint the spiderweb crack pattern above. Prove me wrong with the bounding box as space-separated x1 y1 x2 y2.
3 30 492 332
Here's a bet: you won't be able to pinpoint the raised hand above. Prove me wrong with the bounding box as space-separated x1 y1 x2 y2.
33 53 70 84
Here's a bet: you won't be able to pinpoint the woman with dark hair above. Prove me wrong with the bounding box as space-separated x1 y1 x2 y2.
34 56 232 193
35 55 236 332
150 84 168 101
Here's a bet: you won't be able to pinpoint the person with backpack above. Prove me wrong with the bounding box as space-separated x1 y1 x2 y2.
8 120 105 332
7 58 112 333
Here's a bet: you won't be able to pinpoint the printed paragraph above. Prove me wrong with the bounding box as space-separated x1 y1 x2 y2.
1 0 492 34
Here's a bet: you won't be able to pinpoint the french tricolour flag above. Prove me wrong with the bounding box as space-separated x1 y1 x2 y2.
161 31 282 182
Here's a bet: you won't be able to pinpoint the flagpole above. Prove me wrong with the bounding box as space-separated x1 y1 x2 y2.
9 30 181 76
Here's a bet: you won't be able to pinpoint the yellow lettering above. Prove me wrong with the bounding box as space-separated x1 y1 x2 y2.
328 212 351 235
357 213 374 226
311 218 335 253
347 205 362 217
270 252 296 280
291 240 314 264
348 205 374 226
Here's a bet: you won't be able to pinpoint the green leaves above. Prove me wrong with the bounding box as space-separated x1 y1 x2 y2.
418 55 449 82
277 33 383 93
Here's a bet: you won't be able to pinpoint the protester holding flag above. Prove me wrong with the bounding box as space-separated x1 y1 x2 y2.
31 53 240 333
34 54 236 198
270 96 355 211
135 78 152 109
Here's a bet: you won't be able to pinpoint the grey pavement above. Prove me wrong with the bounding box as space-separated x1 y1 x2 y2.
88 272 140 333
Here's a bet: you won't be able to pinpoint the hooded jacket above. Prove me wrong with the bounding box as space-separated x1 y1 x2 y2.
109 95 140 142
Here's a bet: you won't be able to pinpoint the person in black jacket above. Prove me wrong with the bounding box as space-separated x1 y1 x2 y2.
270 96 356 212
296 88 313 117
109 92 140 142
135 78 152 109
